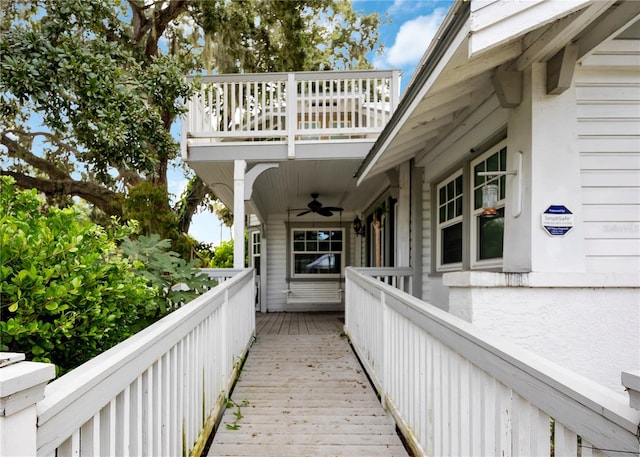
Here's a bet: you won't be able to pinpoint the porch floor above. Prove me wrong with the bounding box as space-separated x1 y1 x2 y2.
207 312 409 456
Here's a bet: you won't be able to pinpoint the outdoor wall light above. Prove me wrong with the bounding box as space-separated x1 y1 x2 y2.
353 216 365 236
477 151 521 218
480 182 500 218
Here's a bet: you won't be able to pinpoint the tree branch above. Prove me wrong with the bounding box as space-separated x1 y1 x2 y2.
1 171 123 218
1 132 71 181
176 175 213 234
145 0 189 57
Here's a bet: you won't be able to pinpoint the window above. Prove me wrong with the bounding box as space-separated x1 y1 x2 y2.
291 229 343 277
471 144 506 266
437 171 463 270
435 141 507 271
251 231 261 276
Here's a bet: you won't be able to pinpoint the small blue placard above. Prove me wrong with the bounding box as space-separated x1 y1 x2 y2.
541 205 574 236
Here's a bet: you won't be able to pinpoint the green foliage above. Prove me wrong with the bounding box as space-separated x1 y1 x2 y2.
0 0 383 253
119 234 216 324
0 177 157 373
195 0 384 73
210 240 234 268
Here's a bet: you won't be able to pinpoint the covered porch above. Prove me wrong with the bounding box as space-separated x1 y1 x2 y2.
2 268 638 457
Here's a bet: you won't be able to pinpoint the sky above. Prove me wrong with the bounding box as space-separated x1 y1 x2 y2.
183 0 453 246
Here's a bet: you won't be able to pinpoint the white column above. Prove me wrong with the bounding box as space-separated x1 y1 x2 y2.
0 354 56 457
396 162 411 267
504 63 586 272
233 160 246 269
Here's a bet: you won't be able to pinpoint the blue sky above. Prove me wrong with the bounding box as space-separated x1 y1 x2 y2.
185 0 453 245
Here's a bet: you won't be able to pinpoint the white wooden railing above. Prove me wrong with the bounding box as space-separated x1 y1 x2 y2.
352 266 413 293
0 268 256 457
344 267 640 457
186 70 400 144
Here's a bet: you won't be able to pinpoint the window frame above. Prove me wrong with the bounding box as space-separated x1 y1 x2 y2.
436 170 464 272
470 141 507 269
290 228 345 278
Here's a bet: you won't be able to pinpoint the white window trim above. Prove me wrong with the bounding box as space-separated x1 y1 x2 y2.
470 141 507 270
290 228 345 279
436 170 463 272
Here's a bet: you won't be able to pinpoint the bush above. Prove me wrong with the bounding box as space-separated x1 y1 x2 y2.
0 177 157 373
210 239 234 268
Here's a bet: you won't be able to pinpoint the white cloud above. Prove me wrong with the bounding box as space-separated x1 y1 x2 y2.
379 7 447 68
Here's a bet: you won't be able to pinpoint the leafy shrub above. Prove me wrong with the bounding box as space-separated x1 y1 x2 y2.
0 177 157 373
210 239 234 268
119 234 216 330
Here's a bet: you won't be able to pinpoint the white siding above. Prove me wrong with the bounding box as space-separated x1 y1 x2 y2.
265 219 288 311
421 181 433 304
264 217 348 312
576 40 640 273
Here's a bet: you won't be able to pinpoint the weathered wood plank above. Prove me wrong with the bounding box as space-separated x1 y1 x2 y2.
208 313 408 456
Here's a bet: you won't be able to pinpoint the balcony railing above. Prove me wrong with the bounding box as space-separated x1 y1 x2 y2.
184 70 400 151
344 267 640 457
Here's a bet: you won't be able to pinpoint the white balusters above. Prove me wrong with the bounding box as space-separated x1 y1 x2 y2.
344 267 640 457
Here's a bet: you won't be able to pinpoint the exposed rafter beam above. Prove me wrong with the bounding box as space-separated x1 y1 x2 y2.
513 1 614 71
575 1 640 60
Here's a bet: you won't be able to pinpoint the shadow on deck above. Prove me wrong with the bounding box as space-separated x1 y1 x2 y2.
206 312 410 456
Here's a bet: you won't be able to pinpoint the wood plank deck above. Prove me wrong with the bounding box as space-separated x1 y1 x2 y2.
207 312 409 457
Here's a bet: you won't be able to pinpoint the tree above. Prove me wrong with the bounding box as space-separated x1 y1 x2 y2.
0 176 156 373
0 0 383 255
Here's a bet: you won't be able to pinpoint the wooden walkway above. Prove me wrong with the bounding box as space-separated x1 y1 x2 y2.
207 312 409 456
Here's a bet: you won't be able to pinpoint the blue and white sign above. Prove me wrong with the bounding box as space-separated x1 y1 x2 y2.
542 205 574 236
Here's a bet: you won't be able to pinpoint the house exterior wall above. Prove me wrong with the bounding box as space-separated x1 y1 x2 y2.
414 38 639 393
263 216 351 312
445 273 639 394
576 43 640 273
265 219 288 311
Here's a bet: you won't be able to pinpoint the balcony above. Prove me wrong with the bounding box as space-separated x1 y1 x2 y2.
182 70 400 161
2 268 639 457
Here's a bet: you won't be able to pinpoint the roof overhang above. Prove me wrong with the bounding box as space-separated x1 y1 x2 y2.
355 0 639 185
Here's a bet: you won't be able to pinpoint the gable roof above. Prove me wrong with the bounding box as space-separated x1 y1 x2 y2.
355 0 640 185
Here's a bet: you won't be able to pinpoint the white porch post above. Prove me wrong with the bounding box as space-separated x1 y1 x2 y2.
0 353 55 457
233 160 246 269
396 162 411 267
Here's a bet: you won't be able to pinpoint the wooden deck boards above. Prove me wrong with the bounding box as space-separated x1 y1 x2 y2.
207 313 409 457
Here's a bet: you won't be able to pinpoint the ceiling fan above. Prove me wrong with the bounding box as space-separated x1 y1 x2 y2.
296 193 343 217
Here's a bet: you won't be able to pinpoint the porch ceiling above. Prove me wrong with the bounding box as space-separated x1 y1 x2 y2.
188 156 390 222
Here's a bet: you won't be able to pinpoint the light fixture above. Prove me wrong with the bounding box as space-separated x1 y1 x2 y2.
480 183 500 218
477 166 518 218
353 216 365 236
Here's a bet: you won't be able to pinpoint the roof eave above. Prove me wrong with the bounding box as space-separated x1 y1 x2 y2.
355 1 471 185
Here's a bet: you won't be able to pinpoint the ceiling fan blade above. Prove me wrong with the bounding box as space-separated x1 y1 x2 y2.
323 206 344 212
318 208 333 217
297 210 312 216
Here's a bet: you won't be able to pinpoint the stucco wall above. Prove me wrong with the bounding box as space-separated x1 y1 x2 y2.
445 272 640 394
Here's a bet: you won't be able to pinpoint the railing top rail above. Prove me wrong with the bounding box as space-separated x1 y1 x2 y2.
351 267 413 276
346 267 640 446
188 69 399 83
37 268 254 431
